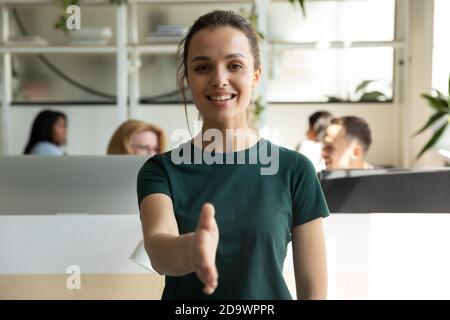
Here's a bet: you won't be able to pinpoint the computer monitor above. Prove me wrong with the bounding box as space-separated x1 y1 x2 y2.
319 168 450 213
0 156 149 215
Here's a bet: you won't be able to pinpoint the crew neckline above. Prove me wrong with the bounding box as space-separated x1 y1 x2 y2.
189 137 267 157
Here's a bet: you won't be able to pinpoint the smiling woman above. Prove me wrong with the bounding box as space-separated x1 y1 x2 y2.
137 10 329 300
177 10 261 132
187 28 260 126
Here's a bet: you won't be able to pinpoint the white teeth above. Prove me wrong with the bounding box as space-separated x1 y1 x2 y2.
209 95 233 101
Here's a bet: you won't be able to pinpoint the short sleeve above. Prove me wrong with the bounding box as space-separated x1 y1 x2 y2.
136 154 172 208
291 154 330 228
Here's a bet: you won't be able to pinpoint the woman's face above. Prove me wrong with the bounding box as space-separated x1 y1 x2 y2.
128 130 159 156
187 26 261 124
52 116 67 145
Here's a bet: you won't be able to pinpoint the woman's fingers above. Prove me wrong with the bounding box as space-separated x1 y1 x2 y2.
196 263 218 295
193 203 220 295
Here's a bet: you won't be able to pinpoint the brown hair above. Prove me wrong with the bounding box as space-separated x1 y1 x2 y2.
331 116 372 153
107 120 167 155
309 111 334 141
176 10 261 132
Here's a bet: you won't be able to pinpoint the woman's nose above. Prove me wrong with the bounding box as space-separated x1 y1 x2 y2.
211 68 228 88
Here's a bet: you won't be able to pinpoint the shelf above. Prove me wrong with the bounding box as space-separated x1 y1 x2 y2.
129 44 178 55
0 0 254 4
0 45 117 54
129 0 255 4
269 40 406 50
0 0 114 5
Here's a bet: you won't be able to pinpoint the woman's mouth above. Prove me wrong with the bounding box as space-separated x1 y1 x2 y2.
206 94 237 102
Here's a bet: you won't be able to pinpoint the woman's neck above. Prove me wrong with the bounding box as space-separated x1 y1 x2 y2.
193 119 260 153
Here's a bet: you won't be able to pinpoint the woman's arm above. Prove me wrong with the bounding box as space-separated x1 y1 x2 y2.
292 217 327 300
140 194 219 294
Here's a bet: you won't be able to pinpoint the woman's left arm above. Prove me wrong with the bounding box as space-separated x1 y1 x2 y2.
292 217 327 300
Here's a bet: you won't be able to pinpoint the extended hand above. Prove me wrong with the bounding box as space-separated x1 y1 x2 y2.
191 203 219 295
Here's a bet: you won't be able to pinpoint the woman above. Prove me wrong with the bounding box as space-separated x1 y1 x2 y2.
107 120 167 156
23 110 67 156
137 10 329 300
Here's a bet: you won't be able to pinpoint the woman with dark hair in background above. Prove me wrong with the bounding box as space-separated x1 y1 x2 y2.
23 110 67 155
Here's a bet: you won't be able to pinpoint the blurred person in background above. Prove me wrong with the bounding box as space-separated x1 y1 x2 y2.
322 116 373 170
107 120 167 156
295 111 334 172
23 109 67 156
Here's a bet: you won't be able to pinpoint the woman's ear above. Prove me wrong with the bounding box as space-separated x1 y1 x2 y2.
253 67 261 85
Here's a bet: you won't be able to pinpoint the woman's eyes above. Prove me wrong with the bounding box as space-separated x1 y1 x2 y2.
194 65 210 73
229 63 243 71
193 63 243 73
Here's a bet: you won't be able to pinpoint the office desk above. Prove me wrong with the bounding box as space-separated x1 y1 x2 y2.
0 214 164 299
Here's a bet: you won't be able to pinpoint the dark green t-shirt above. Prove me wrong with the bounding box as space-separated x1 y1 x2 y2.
137 138 329 300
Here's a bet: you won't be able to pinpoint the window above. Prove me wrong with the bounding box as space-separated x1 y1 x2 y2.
432 0 450 93
267 0 396 103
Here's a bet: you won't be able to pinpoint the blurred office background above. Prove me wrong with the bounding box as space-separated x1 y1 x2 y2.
1 0 450 299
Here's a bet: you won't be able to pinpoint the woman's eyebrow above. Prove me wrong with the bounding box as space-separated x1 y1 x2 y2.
225 53 246 59
191 53 246 63
191 56 210 63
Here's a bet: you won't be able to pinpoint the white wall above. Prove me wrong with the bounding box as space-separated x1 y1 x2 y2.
3 213 450 299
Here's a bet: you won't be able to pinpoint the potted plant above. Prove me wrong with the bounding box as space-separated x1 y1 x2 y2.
414 74 450 160
326 79 390 102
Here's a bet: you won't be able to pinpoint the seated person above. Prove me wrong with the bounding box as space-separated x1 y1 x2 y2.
295 111 333 172
322 116 373 170
23 110 67 156
107 120 167 156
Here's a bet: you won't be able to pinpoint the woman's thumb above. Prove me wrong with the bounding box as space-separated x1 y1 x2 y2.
197 203 215 231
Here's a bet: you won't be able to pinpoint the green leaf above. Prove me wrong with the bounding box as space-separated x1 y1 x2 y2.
288 0 306 18
326 96 345 103
415 121 449 160
359 91 387 102
53 14 69 33
355 80 375 94
421 93 450 113
434 89 448 102
413 112 447 136
298 0 306 17
59 0 79 6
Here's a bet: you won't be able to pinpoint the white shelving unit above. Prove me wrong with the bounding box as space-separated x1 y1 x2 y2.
0 0 265 155
0 1 130 155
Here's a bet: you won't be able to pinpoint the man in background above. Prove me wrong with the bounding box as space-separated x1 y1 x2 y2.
322 116 373 170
